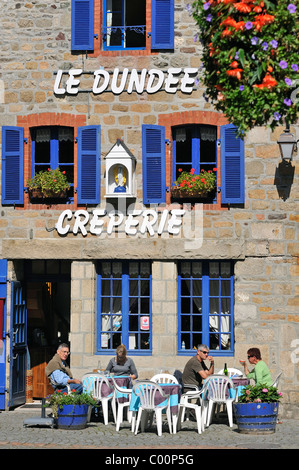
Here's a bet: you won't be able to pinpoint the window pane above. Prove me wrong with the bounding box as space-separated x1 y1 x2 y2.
192 279 202 297
129 279 138 296
210 280 219 296
140 297 149 314
101 298 110 314
181 297 190 314
181 279 190 296
181 315 190 331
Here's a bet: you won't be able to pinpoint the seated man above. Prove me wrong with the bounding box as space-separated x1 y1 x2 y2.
45 343 83 394
182 344 214 392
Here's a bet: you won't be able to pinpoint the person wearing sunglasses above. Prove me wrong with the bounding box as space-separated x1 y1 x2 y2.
182 344 215 392
239 347 272 387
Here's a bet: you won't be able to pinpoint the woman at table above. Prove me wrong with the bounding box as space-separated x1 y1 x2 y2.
240 347 272 387
105 344 138 380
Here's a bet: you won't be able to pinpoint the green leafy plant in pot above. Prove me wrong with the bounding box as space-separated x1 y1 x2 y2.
234 383 283 434
45 389 98 429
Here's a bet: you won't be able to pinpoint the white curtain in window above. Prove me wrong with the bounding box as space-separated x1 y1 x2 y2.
35 128 51 142
176 128 187 142
200 126 217 141
58 127 73 142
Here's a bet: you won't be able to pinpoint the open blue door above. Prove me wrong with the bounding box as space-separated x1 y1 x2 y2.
0 260 7 410
9 281 27 408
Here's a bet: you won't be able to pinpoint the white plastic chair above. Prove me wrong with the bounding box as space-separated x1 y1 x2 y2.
177 388 204 434
96 376 117 425
202 375 235 428
82 374 116 425
218 367 243 377
110 376 134 431
133 381 172 436
271 372 282 388
150 373 179 384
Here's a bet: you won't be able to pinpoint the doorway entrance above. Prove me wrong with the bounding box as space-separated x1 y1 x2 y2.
25 260 71 399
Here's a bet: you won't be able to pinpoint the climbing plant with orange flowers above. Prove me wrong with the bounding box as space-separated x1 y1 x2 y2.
189 0 298 136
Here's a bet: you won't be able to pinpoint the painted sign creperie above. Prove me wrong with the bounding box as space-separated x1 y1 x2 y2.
54 67 199 95
55 208 186 237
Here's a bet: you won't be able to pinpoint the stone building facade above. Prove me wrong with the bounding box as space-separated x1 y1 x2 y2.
0 1 298 416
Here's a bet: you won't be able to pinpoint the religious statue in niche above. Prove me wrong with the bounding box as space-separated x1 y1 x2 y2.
113 164 128 193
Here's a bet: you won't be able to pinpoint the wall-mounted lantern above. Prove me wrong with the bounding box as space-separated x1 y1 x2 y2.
277 124 298 162
105 139 136 198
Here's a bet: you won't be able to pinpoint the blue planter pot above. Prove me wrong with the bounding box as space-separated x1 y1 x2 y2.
234 402 279 434
57 404 89 430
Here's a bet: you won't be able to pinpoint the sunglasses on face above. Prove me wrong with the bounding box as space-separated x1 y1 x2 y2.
247 355 254 359
200 350 209 355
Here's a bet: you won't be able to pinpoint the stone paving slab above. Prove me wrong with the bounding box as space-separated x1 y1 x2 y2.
0 403 298 452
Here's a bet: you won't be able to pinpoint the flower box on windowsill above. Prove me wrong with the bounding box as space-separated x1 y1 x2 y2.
171 187 214 199
28 189 68 200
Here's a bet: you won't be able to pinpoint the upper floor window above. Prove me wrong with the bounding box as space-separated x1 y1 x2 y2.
97 261 152 354
71 0 174 53
142 123 245 206
31 126 74 201
1 124 101 206
172 125 217 181
103 0 146 51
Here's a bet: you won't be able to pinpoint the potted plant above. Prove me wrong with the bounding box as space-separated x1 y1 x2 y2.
45 389 98 430
171 168 216 198
234 383 283 434
26 167 70 199
189 1 299 136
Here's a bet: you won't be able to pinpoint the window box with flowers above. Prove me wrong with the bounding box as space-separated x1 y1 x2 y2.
26 168 71 201
189 1 299 136
171 168 217 199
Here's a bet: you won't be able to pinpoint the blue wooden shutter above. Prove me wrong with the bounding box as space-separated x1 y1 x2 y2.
220 124 244 204
142 125 166 204
1 127 24 205
151 0 174 50
71 0 94 51
77 125 101 204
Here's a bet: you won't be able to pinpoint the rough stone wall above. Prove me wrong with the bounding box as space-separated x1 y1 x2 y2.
0 1 298 416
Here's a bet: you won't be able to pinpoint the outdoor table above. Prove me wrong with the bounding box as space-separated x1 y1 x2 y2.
83 374 132 402
229 376 250 400
129 383 182 433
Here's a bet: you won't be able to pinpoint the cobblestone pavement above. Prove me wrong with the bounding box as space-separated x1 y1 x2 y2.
0 402 298 453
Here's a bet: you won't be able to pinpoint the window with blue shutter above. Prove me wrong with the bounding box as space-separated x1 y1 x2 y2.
1 127 24 205
220 124 245 204
71 0 94 51
77 125 101 204
151 0 174 50
142 125 166 204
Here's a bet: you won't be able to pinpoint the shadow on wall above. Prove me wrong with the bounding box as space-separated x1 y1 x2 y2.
274 162 295 201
